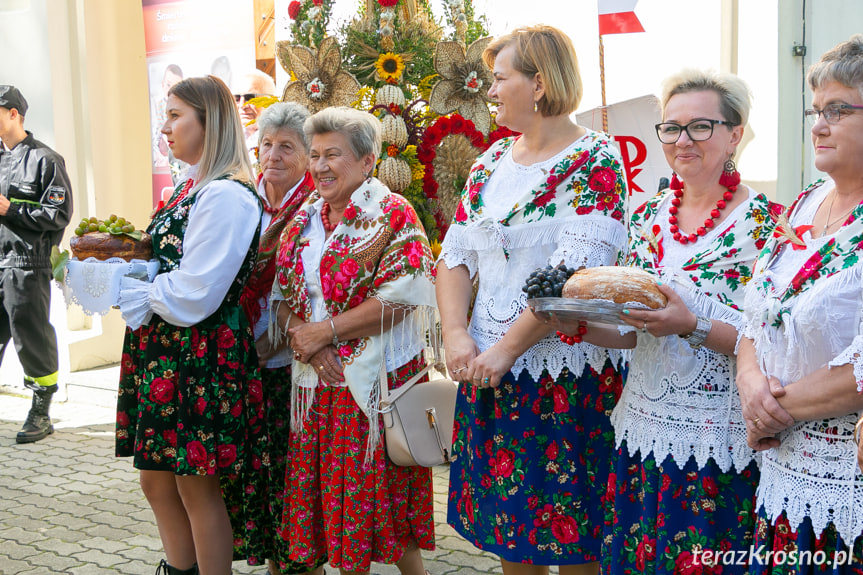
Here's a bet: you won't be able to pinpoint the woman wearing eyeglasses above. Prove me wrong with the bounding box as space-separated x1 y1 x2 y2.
736 35 863 573
583 69 783 575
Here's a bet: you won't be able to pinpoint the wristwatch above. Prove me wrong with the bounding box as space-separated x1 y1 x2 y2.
679 315 712 349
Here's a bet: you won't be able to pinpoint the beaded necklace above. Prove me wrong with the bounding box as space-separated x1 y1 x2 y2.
667 172 738 245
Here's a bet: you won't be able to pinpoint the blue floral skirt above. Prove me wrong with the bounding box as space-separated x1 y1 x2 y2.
748 510 863 574
600 441 759 574
447 360 624 565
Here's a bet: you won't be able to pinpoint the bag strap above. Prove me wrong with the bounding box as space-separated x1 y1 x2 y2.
378 361 435 412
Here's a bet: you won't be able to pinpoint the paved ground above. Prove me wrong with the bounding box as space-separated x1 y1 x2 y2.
0 375 507 575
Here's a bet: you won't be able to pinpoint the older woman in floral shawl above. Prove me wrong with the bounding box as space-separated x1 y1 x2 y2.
272 107 436 575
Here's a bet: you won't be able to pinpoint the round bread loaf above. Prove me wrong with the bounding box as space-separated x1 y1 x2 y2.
562 266 667 309
70 232 153 262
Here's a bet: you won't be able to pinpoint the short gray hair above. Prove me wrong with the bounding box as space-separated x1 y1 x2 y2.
304 107 381 162
257 102 311 150
808 34 863 97
660 68 752 127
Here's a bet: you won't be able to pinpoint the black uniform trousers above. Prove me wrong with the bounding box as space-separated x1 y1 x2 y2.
0 267 58 383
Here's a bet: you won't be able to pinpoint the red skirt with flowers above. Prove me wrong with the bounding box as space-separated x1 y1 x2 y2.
447 360 624 565
115 312 260 476
600 442 759 575
280 354 435 572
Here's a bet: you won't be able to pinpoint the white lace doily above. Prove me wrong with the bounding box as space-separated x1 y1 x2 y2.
63 258 160 316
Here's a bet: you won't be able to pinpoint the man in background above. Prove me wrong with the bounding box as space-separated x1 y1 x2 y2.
0 85 73 443
233 69 276 171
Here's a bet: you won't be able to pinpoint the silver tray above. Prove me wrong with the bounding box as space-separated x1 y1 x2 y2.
528 297 644 327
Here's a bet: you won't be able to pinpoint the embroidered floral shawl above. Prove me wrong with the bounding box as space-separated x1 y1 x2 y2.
629 187 782 314
240 172 315 325
751 179 863 328
274 177 437 437
450 134 626 237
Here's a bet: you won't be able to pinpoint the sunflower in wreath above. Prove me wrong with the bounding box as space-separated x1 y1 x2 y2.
277 35 361 113
428 36 493 135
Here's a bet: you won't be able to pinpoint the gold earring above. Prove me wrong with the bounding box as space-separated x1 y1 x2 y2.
534 101 538 113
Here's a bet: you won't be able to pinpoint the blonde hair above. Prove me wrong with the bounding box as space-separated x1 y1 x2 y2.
483 25 582 117
168 76 254 191
660 68 752 127
808 34 863 97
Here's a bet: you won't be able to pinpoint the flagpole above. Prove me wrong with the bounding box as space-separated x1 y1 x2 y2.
599 33 609 133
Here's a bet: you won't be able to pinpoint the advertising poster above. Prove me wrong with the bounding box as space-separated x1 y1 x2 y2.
142 0 255 206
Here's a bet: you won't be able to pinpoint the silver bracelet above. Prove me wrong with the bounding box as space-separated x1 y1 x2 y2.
329 317 340 347
679 315 711 349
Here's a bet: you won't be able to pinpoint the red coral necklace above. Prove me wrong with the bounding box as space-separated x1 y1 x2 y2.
667 171 739 245
320 202 337 232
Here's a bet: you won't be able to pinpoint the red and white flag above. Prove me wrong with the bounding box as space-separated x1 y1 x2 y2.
598 0 645 36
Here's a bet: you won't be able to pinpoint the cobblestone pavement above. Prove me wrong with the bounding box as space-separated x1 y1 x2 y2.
0 388 506 574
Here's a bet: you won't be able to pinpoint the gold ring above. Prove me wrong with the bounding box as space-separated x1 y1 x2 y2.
452 367 466 374
854 414 863 445
753 417 760 425
319 365 324 370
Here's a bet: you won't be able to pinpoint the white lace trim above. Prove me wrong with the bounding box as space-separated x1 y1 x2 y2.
756 414 863 544
830 336 863 393
610 272 757 473
444 214 628 379
64 258 160 317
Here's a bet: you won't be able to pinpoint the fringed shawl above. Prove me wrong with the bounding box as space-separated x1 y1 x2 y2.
274 177 437 456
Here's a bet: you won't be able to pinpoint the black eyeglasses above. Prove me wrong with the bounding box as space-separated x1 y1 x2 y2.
233 93 261 103
655 118 735 144
804 103 863 125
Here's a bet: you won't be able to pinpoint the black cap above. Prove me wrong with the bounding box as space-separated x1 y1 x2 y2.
0 85 28 116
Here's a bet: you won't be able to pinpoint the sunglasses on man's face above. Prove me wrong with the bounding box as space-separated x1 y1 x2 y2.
234 93 261 103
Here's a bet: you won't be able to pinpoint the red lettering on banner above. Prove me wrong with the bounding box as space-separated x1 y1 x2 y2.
614 135 647 196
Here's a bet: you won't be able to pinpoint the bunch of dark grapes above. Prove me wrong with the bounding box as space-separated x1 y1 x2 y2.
73 215 136 236
522 263 577 299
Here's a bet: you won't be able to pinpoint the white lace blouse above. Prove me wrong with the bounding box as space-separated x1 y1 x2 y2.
740 179 863 543
439 135 629 381
611 189 762 474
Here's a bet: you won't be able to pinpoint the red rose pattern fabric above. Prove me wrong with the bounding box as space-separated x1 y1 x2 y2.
280 355 435 572
448 361 624 564
222 366 327 573
600 444 760 575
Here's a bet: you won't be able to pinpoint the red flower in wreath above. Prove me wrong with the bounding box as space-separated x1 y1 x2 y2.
288 0 301 19
312 0 322 5
377 0 399 6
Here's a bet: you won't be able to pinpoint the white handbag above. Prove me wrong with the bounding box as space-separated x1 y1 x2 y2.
379 362 458 467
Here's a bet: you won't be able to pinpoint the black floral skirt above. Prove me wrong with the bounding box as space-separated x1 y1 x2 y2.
115 310 260 476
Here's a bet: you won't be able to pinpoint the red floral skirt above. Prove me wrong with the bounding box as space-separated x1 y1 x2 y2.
281 354 435 571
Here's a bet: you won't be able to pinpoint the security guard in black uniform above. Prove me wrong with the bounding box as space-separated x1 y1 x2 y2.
0 85 73 443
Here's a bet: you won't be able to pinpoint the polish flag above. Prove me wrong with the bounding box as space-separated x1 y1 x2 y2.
598 0 645 36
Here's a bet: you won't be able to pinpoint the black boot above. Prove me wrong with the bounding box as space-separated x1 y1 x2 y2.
155 559 199 575
16 381 58 444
